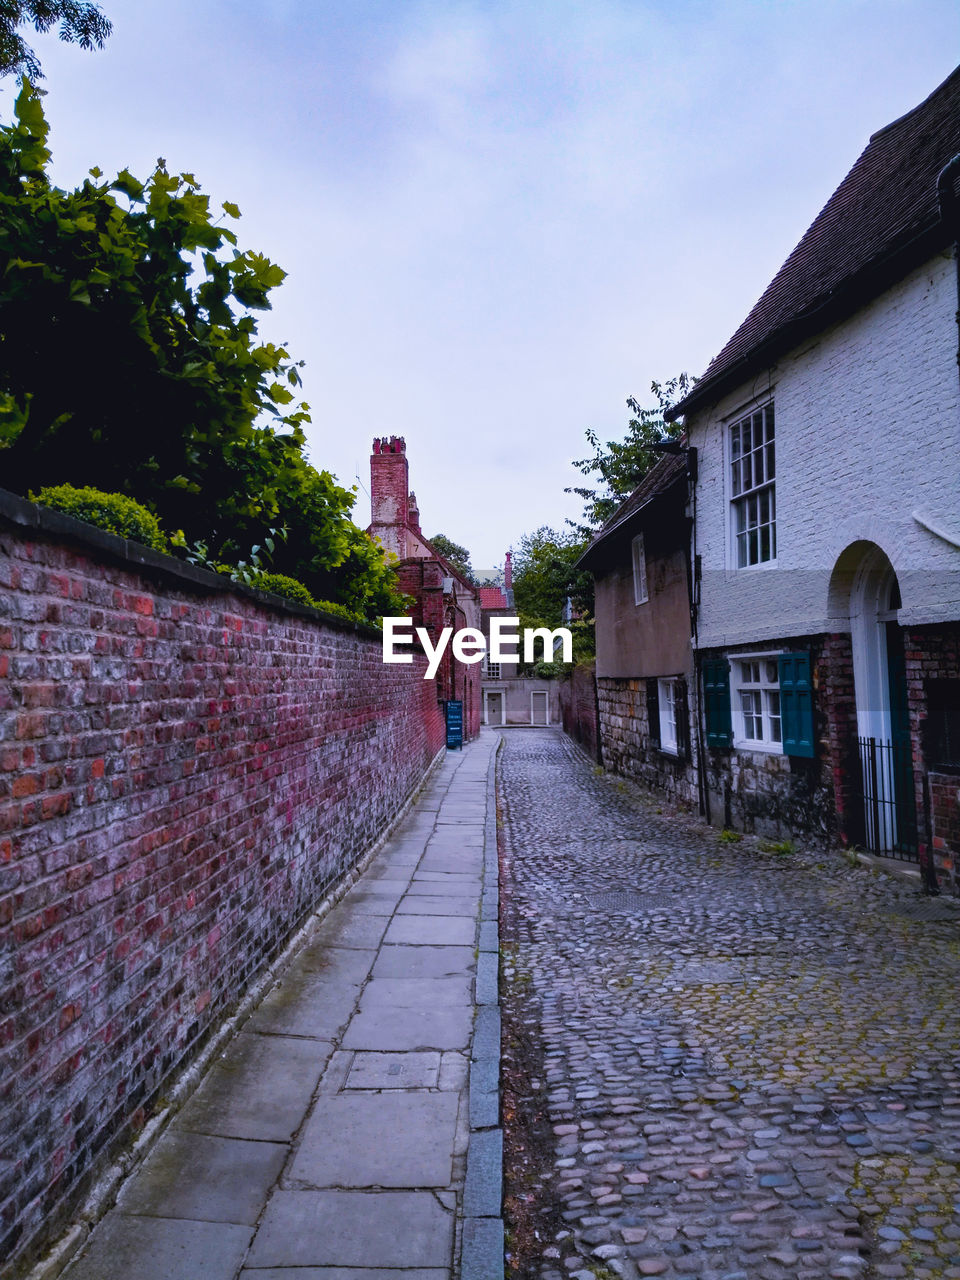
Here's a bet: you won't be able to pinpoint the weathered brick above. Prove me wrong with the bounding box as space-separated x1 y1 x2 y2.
0 517 446 1274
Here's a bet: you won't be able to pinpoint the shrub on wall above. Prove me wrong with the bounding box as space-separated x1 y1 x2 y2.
33 484 168 551
252 571 318 609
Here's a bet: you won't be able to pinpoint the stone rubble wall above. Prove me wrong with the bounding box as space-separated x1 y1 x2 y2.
596 676 699 808
0 496 445 1273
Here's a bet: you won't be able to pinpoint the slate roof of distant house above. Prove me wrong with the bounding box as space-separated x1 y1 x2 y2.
577 451 688 567
671 63 960 418
478 586 509 610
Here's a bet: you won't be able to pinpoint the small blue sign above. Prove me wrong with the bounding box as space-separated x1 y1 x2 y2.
445 700 463 750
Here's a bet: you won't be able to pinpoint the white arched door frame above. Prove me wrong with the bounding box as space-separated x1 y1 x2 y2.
849 544 900 849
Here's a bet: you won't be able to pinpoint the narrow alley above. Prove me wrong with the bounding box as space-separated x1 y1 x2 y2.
499 729 960 1280
56 736 502 1280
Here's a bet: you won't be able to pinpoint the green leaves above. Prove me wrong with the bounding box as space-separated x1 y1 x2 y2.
112 168 143 201
567 374 691 535
0 86 407 622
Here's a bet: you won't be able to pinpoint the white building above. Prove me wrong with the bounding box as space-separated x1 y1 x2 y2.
669 65 960 887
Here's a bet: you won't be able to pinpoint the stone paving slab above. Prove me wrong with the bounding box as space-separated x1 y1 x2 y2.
246 1191 453 1269
420 854 485 874
63 1215 252 1280
293 943 378 981
405 880 484 897
414 871 482 884
341 1004 473 1051
117 1131 287 1224
288 1093 459 1187
359 975 474 1008
177 1032 331 1141
383 915 476 946
345 1050 441 1089
372 944 476 978
245 972 363 1038
340 888 407 914
311 909 391 950
242 1270 448 1279
396 895 479 915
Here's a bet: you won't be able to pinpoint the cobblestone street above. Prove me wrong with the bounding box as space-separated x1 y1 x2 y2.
498 729 960 1280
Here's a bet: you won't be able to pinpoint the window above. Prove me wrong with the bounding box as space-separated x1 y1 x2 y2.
485 658 501 681
733 656 782 749
730 402 776 567
632 533 648 604
658 678 679 754
705 653 814 757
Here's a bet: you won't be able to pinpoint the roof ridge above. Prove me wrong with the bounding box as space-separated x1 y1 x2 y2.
868 62 960 143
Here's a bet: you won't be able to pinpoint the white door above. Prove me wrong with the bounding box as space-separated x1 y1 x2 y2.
531 690 548 725
486 692 504 726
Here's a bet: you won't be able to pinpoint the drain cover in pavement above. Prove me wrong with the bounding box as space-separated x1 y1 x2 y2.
590 891 679 912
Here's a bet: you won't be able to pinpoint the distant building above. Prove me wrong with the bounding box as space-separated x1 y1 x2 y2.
479 551 560 727
578 451 697 805
369 437 482 741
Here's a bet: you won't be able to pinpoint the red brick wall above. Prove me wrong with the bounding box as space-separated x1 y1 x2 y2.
560 662 600 761
395 559 482 742
905 623 960 887
0 508 445 1273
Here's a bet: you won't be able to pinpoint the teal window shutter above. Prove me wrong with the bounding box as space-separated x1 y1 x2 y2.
779 652 815 757
702 658 732 748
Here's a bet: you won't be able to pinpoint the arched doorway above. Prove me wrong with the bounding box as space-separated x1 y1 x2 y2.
845 544 916 856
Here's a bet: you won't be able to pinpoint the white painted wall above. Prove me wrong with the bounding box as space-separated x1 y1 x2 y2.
688 249 960 648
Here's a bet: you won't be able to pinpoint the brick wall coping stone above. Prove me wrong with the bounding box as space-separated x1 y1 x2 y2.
0 485 381 639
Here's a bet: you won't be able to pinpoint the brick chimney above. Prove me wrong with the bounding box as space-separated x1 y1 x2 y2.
370 436 409 559
504 550 512 591
408 490 421 536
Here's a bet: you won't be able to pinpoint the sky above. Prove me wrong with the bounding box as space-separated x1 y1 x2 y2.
3 1 958 567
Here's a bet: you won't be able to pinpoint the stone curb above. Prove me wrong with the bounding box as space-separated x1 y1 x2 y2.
461 734 504 1280
24 745 448 1280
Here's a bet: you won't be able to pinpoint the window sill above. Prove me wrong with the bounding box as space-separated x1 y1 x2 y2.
728 558 779 574
733 739 783 755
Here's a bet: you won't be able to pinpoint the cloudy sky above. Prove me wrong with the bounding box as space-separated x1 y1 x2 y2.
4 1 957 567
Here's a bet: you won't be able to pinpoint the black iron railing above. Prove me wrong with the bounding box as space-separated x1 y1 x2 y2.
856 736 918 861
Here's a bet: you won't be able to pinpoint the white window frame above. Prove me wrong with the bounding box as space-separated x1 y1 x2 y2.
632 533 648 605
484 658 501 681
728 401 776 570
731 653 783 753
658 678 679 754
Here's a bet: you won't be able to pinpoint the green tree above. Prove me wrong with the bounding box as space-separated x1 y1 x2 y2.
0 81 407 621
428 533 473 582
511 526 594 665
566 374 690 535
0 2 111 78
